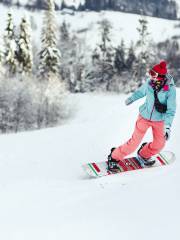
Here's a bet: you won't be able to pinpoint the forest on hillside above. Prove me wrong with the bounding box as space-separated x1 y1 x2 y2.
0 0 178 20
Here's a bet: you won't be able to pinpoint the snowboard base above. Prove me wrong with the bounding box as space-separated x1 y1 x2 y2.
82 151 175 178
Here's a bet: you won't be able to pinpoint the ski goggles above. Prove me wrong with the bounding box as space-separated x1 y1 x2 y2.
149 69 165 79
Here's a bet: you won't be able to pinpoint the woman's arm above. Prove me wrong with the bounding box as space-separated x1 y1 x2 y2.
125 80 148 105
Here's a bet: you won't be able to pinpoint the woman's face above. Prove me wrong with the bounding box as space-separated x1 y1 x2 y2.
149 69 164 81
151 75 159 81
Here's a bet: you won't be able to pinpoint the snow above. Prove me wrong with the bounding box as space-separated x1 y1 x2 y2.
6 0 180 17
0 89 180 240
0 4 180 49
0 3 180 239
57 10 180 47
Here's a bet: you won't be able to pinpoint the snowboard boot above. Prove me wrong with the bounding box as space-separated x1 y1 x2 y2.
107 148 120 172
137 142 156 166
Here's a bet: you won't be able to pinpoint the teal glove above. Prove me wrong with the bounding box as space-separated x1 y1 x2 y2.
164 125 171 140
125 97 133 106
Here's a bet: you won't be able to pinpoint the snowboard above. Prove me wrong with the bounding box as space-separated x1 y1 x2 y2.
82 151 175 178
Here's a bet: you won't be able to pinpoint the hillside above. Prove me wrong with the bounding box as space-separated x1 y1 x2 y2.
0 0 178 19
0 4 179 49
0 90 179 240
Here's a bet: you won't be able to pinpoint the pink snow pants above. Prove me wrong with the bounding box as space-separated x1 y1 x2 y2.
112 115 166 161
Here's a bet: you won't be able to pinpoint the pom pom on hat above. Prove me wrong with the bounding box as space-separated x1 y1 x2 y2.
159 61 167 69
152 60 167 75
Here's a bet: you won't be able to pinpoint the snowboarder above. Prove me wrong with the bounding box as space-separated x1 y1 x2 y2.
108 61 176 171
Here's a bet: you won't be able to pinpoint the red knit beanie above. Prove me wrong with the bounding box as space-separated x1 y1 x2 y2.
152 61 167 75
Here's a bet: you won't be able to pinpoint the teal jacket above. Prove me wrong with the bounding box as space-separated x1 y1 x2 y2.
128 74 176 127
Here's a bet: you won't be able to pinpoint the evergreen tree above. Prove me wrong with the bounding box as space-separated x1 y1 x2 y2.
114 39 126 74
92 47 100 63
67 34 86 93
38 0 61 81
17 17 33 75
113 41 137 93
135 15 150 86
0 48 4 74
60 21 70 42
90 18 114 91
78 2 86 11
36 0 44 9
59 22 86 92
59 20 72 88
124 42 138 93
126 42 136 70
4 12 17 76
84 47 100 92
61 0 66 9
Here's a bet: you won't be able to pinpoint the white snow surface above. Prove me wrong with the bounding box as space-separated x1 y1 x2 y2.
0 4 180 49
0 89 180 240
0 4 180 239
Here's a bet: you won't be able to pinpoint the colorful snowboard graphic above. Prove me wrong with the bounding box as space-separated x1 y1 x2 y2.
82 151 175 178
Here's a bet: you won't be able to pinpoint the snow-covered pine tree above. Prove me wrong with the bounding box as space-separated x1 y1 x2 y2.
99 19 114 91
38 0 61 81
84 47 101 92
59 19 88 93
114 39 126 74
0 47 4 75
16 16 33 75
135 14 150 87
4 12 18 76
126 42 136 71
89 18 114 91
107 39 127 92
67 34 87 93
37 0 68 128
125 42 138 93
59 20 72 89
60 20 69 42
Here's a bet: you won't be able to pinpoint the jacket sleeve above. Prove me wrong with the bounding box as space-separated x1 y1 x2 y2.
164 86 176 127
128 80 148 103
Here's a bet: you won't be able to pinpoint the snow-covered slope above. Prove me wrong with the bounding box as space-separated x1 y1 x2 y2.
0 89 179 240
0 4 180 49
7 0 180 18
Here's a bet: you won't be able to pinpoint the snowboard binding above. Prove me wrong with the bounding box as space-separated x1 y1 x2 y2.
137 142 156 167
107 148 120 172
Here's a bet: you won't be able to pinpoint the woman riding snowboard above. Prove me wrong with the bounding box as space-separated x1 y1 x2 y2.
108 61 176 171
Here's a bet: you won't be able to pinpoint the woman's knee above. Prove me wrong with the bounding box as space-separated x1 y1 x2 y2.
151 138 166 151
